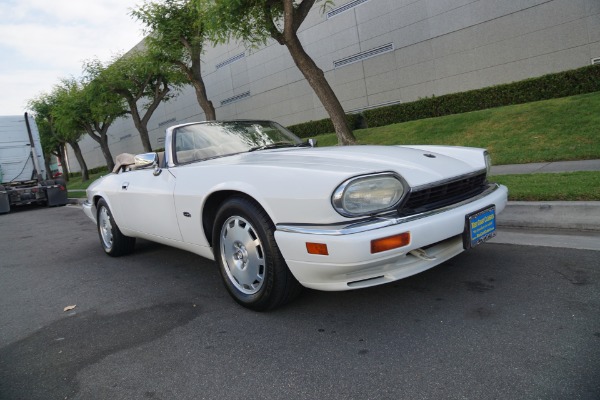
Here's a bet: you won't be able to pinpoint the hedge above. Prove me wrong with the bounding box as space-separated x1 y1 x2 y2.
286 64 600 137
70 165 108 178
287 113 365 139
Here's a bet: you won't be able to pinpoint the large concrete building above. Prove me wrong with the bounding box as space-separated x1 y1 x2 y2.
68 0 600 171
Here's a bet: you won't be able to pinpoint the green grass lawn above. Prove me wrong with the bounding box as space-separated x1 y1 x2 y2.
490 171 600 201
66 92 600 201
65 171 107 191
316 92 600 165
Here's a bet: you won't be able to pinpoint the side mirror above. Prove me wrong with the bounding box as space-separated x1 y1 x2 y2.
134 152 162 176
134 152 158 168
308 138 318 148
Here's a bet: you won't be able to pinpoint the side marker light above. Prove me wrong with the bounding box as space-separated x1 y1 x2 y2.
371 232 411 254
306 242 329 255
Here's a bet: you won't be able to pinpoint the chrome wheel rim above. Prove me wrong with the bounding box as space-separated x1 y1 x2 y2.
98 206 113 250
220 216 265 295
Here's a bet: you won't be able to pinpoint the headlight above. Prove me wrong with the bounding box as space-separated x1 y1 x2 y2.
484 151 492 176
332 173 406 217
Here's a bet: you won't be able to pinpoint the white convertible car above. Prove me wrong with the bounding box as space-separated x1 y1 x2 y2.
83 120 508 310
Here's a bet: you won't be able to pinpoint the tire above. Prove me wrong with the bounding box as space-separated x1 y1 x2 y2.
96 199 136 257
213 196 302 311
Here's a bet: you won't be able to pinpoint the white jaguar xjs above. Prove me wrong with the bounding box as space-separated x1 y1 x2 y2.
83 120 508 310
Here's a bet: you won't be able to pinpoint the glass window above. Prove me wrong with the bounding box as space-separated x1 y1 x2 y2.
173 121 304 165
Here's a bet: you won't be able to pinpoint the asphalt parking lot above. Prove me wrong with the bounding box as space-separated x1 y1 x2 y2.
1 205 599 400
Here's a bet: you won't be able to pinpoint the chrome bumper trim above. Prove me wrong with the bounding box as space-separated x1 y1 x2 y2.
276 183 502 236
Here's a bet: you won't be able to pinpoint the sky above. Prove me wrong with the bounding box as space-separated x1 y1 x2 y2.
0 0 145 115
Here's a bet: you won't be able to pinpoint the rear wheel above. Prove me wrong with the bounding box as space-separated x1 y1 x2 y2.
213 197 302 311
97 199 135 256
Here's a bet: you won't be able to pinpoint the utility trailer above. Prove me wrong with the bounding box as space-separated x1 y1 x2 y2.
0 113 68 213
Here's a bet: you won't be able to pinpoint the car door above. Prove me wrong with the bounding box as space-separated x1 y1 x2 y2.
114 167 182 242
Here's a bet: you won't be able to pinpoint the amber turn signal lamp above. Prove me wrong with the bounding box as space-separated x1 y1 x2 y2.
371 232 411 254
306 242 329 255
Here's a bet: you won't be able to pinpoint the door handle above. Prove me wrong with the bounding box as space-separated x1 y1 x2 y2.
121 182 129 190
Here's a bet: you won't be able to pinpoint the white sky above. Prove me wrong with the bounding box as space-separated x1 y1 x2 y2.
0 0 145 115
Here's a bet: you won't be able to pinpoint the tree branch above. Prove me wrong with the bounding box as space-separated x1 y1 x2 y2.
293 0 316 32
264 2 285 44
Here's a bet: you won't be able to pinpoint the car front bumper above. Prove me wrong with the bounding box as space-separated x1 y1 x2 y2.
82 200 97 224
275 183 508 291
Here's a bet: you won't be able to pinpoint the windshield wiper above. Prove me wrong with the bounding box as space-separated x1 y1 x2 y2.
248 142 297 152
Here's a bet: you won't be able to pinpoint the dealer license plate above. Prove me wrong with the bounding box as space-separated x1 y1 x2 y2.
464 206 496 249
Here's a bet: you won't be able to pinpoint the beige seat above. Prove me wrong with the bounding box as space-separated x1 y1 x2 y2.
112 153 136 173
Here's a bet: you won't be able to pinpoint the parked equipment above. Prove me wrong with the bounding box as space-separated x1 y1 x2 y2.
0 113 68 213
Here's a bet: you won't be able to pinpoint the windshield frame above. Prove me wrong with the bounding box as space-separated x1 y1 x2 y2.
168 120 304 167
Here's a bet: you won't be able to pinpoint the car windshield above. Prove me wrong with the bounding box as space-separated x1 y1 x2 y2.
173 121 305 164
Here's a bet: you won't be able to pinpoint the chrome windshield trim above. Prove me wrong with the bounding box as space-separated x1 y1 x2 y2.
276 183 501 236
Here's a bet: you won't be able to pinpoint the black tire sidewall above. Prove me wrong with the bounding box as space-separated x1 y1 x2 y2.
97 199 116 254
96 198 135 257
213 197 281 310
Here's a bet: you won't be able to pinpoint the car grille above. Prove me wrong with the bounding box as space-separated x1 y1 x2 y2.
398 172 488 216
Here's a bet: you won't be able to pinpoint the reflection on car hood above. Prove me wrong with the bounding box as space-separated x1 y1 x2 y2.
224 145 483 186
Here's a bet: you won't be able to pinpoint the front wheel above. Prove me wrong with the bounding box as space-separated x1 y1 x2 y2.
213 197 302 311
96 199 136 256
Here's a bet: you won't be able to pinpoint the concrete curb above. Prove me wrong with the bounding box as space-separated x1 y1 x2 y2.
491 159 600 175
68 198 600 231
497 201 600 232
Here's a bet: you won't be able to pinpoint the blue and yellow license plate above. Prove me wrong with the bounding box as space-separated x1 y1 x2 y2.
465 206 496 249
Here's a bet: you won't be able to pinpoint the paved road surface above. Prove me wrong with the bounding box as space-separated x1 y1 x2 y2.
1 205 599 399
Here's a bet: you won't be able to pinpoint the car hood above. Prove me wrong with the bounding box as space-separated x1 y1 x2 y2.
171 144 488 225
226 145 485 186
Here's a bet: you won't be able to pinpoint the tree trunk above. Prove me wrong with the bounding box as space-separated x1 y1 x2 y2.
126 83 171 153
99 134 115 172
43 153 52 181
133 116 153 153
127 100 153 153
57 144 70 181
283 37 356 145
85 128 115 172
190 57 216 120
275 1 356 146
69 141 89 182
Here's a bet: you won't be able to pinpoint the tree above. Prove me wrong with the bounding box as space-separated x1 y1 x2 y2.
201 0 357 145
131 0 216 120
53 77 125 173
85 51 186 153
28 92 63 180
28 90 85 182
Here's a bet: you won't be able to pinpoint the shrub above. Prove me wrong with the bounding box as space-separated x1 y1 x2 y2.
287 113 364 139
363 65 600 127
286 64 600 136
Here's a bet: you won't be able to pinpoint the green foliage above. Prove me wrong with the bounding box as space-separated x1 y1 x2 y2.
200 0 279 46
27 92 62 156
84 51 186 110
131 0 204 73
288 65 600 136
131 0 217 119
287 114 364 138
362 65 600 128
28 80 95 152
313 91 600 165
491 172 600 201
84 50 188 151
70 165 109 179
